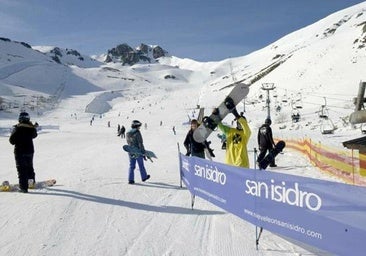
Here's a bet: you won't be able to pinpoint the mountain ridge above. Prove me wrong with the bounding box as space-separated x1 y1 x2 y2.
0 2 366 135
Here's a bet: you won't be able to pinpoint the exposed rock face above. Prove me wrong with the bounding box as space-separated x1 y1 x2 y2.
105 43 168 65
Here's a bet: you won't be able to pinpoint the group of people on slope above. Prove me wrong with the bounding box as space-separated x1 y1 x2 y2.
183 104 277 168
8 102 276 193
8 112 151 192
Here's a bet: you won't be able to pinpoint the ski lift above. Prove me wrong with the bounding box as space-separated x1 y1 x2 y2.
280 89 288 103
295 96 303 109
318 97 329 118
295 103 303 109
291 111 301 123
318 105 329 118
320 117 335 134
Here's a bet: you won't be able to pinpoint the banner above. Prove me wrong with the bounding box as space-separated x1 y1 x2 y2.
179 153 366 256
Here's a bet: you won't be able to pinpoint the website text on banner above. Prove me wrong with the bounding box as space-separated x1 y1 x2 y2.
179 153 366 256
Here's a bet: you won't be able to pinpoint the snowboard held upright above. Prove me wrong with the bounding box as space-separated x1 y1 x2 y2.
258 141 286 170
193 83 250 143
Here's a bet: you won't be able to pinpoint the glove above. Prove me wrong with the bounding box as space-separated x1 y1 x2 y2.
143 155 147 161
231 108 240 119
186 151 191 156
208 148 215 157
212 108 219 115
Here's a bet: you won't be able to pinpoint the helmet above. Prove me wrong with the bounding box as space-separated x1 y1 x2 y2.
265 118 272 125
131 120 142 128
18 112 30 123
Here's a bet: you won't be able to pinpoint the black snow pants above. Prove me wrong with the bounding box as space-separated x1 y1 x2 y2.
15 153 35 191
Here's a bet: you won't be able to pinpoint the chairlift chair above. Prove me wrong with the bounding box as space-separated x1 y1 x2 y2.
318 105 329 119
320 118 335 134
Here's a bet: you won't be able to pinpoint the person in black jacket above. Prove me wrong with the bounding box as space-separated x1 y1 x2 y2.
257 118 277 167
9 112 38 193
184 119 215 159
118 125 126 138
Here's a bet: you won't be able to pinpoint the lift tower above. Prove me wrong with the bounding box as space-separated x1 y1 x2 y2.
261 83 276 120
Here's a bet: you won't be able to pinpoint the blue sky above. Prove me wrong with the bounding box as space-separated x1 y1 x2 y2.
1 0 365 61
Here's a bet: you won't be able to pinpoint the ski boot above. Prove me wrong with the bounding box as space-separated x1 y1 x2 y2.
224 96 235 111
202 116 217 130
28 179 35 189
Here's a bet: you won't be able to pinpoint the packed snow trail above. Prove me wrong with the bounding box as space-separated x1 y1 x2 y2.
0 91 333 256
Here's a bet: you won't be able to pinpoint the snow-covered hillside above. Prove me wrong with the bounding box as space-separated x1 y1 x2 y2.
1 2 366 255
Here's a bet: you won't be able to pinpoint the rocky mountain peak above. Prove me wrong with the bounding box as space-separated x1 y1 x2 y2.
104 43 168 65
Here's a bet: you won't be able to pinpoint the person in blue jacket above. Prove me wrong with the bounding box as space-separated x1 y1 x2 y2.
126 120 150 184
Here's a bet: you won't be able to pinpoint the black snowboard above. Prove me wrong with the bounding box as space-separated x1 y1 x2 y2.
258 140 286 170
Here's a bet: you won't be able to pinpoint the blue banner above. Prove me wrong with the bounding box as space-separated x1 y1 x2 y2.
179 153 366 255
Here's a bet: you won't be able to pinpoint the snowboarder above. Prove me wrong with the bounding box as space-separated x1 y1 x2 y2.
118 125 126 138
184 119 215 159
218 107 251 168
257 118 277 167
126 120 150 184
9 112 38 193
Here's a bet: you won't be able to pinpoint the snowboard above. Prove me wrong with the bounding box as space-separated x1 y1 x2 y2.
0 179 57 192
123 145 157 162
193 83 250 143
258 140 286 170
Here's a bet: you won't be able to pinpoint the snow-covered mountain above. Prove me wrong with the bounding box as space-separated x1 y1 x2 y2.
1 3 366 127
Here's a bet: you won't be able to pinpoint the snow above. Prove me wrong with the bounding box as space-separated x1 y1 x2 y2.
0 85 333 256
1 2 366 255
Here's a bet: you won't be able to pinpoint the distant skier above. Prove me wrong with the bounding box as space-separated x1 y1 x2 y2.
172 126 176 135
257 118 277 167
184 119 215 159
9 112 38 193
126 120 150 184
218 107 251 168
118 125 126 138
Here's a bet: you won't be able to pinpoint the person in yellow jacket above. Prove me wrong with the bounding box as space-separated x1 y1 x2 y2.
218 107 251 168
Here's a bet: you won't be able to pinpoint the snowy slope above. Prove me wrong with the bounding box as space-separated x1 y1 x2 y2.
1 2 366 255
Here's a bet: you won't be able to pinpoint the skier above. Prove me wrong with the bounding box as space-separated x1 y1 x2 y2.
172 126 176 135
118 125 126 138
184 119 215 159
218 107 251 168
117 124 121 134
257 118 277 167
126 120 150 184
9 112 38 193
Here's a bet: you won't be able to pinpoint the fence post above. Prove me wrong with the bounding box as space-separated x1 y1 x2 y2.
177 142 182 188
352 149 355 185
